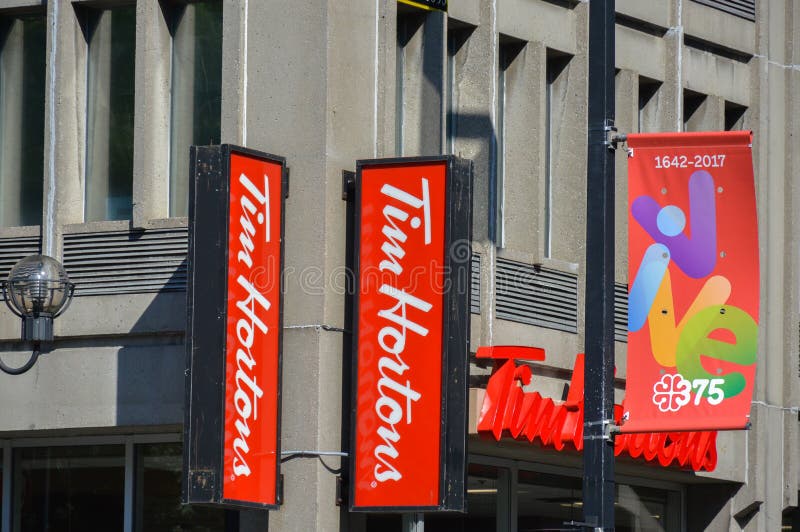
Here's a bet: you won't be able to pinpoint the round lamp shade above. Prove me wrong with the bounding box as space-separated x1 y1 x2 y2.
6 255 73 316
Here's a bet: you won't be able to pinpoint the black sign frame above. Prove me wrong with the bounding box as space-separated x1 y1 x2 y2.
182 144 288 510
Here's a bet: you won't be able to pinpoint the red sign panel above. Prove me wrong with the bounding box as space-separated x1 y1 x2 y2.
622 131 758 433
351 157 471 512
222 152 284 505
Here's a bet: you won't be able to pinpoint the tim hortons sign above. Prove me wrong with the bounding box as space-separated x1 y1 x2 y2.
350 156 473 512
476 346 718 471
183 145 287 509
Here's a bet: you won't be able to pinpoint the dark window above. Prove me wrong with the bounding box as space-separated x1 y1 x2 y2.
13 445 125 532
83 5 136 222
0 13 46 227
166 0 222 218
134 442 226 532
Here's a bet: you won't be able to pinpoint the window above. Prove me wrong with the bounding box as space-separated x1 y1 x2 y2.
363 459 683 531
682 89 708 132
0 13 46 227
3 438 229 532
13 445 125 531
516 470 681 531
365 463 510 531
724 101 747 131
638 77 662 133
167 0 222 218
134 442 225 532
83 5 136 222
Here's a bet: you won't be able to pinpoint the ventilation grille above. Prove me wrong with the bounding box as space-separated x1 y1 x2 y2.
0 236 42 300
691 0 755 21
615 282 628 343
63 228 188 296
495 258 577 333
470 253 480 314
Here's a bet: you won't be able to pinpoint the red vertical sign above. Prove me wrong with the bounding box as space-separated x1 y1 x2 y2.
353 161 446 508
622 131 758 433
222 153 283 505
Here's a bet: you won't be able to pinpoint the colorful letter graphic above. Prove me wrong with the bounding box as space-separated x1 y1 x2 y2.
631 171 718 279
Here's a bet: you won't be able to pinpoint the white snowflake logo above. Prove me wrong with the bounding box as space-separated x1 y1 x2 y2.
652 373 691 412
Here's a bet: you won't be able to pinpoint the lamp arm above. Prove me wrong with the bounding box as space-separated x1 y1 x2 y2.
0 344 40 375
0 281 24 318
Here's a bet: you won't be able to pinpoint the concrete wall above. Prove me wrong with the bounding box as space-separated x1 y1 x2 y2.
0 0 797 530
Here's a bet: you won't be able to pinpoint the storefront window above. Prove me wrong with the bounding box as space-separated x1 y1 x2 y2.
425 463 504 531
365 463 505 532
517 470 583 529
517 470 680 532
134 442 225 532
13 445 125 532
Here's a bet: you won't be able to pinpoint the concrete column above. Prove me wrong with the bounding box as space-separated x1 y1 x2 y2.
613 69 637 284
733 1 797 529
220 0 246 145
661 0 683 133
45 0 87 255
132 0 171 225
501 41 546 259
547 3 588 267
398 9 446 156
448 0 496 346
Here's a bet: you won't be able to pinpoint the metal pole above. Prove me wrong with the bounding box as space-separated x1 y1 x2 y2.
583 0 616 530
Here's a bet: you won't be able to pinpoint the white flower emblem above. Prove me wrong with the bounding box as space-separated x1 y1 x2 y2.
652 373 691 412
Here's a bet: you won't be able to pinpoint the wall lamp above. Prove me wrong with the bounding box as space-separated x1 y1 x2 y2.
0 255 75 375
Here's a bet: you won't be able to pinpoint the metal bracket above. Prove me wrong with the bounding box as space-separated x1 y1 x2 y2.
564 518 601 531
603 120 618 151
342 170 356 201
584 419 619 441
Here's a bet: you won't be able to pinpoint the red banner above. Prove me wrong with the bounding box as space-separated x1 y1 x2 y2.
353 161 446 508
622 131 758 433
222 152 283 505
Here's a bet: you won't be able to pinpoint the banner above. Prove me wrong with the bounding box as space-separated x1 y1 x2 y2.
350 156 471 512
621 131 758 433
183 145 287 509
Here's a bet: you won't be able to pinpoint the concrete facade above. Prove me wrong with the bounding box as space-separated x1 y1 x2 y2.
0 0 797 530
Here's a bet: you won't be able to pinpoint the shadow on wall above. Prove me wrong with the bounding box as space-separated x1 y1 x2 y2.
448 111 498 244
115 256 188 427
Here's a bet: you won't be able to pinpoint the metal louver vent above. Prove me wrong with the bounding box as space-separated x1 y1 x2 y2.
63 228 188 296
0 236 42 300
615 282 628 343
470 253 480 314
691 0 755 21
495 258 577 333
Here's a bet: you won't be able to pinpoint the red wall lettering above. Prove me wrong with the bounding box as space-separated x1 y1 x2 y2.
476 346 717 471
